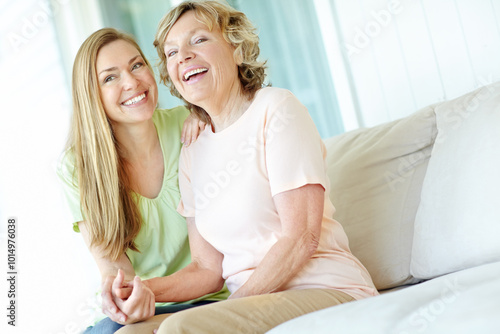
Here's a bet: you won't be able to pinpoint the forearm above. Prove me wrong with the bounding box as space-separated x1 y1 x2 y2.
78 221 139 322
100 262 135 282
78 221 136 282
231 233 317 298
145 262 224 303
232 184 324 298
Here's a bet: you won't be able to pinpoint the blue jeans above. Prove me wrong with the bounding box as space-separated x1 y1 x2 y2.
82 301 216 334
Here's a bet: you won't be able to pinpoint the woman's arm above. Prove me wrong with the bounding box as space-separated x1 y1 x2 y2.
144 217 225 302
181 113 207 146
78 221 146 324
230 184 324 299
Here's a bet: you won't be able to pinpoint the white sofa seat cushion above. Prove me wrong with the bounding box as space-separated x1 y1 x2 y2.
266 261 500 334
324 106 437 290
411 82 500 279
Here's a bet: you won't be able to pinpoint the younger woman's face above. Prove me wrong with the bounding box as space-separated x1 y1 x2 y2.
96 40 158 125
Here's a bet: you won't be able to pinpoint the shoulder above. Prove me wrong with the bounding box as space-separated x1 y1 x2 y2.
153 106 190 129
256 87 297 105
253 87 308 128
255 87 305 114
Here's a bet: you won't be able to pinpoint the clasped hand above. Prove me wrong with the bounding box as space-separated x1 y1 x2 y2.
101 269 155 325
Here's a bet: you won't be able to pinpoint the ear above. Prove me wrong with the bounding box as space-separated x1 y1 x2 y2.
234 47 244 66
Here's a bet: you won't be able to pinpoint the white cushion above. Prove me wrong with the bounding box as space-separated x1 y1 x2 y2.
325 106 437 290
411 82 500 279
266 261 500 334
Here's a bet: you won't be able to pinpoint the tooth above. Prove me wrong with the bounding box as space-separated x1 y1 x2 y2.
185 68 206 80
124 93 145 106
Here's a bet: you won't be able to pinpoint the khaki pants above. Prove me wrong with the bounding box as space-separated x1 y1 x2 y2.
117 289 353 334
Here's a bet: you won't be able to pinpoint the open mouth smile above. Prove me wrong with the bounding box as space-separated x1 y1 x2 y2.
183 68 208 81
122 92 147 106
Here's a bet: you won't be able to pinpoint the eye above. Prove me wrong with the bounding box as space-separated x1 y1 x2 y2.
167 50 177 58
103 75 115 84
194 37 207 44
132 62 143 70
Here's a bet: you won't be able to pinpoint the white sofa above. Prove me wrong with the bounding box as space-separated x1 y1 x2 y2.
268 82 500 333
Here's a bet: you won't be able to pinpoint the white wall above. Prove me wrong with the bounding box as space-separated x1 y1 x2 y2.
0 1 102 333
333 0 500 127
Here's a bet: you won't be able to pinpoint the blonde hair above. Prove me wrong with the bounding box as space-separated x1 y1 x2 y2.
69 28 152 260
154 0 267 123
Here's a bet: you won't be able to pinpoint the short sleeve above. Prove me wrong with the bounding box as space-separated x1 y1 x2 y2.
177 146 196 217
56 150 85 231
265 92 327 197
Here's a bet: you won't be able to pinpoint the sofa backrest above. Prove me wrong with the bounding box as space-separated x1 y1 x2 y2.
324 81 500 290
324 105 437 290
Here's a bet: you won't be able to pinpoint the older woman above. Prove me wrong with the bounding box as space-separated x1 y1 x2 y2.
57 27 228 334
115 1 378 333
124 1 380 332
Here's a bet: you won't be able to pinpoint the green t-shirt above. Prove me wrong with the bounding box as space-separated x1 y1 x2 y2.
57 106 229 305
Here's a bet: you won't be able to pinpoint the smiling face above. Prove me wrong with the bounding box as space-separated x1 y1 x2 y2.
163 10 242 113
96 39 158 125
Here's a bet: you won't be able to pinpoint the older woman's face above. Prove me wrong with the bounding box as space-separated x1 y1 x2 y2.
96 40 158 125
164 10 241 108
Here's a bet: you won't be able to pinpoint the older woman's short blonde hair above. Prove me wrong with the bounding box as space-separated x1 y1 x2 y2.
154 0 267 123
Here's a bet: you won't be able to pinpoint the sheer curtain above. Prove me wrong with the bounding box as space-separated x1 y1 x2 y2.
98 0 345 138
231 0 345 138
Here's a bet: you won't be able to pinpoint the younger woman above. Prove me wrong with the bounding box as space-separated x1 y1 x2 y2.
57 28 227 333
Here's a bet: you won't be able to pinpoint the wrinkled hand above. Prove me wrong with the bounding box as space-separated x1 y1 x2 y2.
181 113 207 146
113 271 155 325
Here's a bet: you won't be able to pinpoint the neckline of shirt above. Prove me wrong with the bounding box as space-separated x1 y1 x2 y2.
136 112 167 202
205 88 265 139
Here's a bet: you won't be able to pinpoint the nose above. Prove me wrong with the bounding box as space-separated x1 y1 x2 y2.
122 71 139 90
178 45 195 64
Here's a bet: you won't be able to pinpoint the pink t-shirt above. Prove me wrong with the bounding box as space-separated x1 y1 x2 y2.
178 87 378 300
